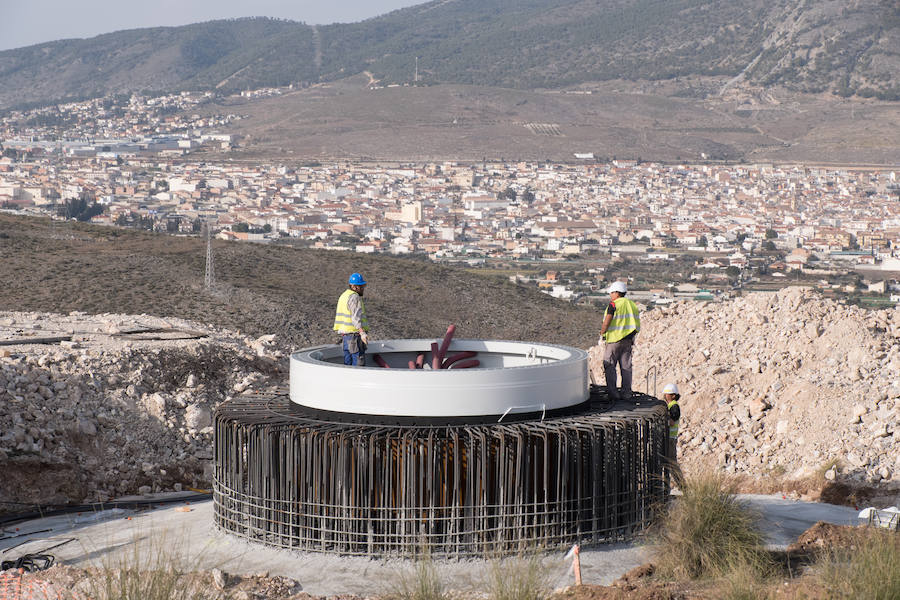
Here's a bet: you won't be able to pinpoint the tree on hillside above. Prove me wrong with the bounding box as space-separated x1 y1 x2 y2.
60 197 104 221
765 228 778 239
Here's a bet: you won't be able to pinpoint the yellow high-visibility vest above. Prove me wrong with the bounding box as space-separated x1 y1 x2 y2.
603 296 640 343
333 289 369 334
668 400 680 438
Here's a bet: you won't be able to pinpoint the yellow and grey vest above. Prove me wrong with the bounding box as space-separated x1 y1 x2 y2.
667 400 680 438
333 289 369 334
603 296 640 343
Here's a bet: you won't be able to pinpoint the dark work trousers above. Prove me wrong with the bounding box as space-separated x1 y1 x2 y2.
342 333 366 366
602 336 634 399
667 436 683 488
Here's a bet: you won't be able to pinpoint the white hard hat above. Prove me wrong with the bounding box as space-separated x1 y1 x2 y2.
662 383 679 395
608 281 627 294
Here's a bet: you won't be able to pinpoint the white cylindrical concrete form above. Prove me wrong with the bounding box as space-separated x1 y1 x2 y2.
290 339 590 418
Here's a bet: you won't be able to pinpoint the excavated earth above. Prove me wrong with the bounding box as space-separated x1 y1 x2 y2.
591 287 900 506
0 312 284 508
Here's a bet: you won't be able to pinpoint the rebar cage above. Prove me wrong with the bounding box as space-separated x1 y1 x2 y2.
213 388 669 556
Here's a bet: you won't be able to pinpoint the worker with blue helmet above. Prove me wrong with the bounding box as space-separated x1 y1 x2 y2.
334 272 370 366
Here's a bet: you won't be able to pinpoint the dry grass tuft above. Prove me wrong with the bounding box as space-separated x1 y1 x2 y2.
816 527 900 600
485 553 554 600
651 473 771 581
714 560 773 600
389 554 448 600
85 533 224 600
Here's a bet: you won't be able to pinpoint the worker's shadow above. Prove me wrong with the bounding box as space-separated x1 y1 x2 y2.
68 537 143 565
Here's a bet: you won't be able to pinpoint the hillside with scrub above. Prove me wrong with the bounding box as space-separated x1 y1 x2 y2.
1 0 898 109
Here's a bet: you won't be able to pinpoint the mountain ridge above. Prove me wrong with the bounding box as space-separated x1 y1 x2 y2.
1 0 897 109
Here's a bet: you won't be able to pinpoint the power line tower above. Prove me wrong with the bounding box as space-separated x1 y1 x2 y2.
204 221 215 291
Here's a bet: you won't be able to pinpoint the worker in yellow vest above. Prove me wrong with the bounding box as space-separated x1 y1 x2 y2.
334 272 370 366
663 382 683 486
663 382 681 460
599 281 640 400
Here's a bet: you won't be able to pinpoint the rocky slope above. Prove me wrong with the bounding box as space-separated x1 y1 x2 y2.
0 312 284 507
590 287 900 497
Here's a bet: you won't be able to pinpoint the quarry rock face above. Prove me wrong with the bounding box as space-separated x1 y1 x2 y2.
591 287 900 491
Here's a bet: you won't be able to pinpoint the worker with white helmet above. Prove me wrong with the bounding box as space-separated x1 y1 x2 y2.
334 272 370 366
663 383 681 457
662 382 683 485
599 280 640 400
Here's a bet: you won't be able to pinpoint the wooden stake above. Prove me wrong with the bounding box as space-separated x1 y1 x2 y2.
573 544 582 586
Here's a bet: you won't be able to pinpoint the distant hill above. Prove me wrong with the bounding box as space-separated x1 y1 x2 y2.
202 77 900 165
1 0 897 109
0 213 602 349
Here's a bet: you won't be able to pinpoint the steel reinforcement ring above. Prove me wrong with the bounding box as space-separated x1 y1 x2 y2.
213 387 669 556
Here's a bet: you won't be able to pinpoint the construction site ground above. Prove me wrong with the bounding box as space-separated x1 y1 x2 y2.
0 493 859 598
1 294 898 597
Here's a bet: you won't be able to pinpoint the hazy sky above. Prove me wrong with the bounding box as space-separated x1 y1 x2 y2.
0 0 424 51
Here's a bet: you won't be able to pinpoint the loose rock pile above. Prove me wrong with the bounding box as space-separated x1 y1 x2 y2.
592 287 900 492
0 312 284 508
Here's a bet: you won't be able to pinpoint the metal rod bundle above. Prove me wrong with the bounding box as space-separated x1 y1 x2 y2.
213 388 668 556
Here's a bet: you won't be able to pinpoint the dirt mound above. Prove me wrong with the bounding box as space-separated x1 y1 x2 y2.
0 312 284 508
786 521 860 555
590 288 900 503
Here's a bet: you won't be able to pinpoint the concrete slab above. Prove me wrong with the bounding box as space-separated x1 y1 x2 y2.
741 494 858 548
0 495 860 595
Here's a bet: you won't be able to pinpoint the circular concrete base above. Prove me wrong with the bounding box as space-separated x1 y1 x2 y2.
290 339 590 419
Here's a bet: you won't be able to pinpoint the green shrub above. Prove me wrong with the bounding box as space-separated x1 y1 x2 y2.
818 528 900 600
652 473 770 580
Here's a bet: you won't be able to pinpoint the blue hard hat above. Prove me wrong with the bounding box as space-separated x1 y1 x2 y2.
348 272 367 285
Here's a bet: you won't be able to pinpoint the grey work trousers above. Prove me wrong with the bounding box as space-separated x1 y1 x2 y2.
602 336 634 399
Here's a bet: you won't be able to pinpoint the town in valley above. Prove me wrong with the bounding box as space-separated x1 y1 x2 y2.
2 89 899 307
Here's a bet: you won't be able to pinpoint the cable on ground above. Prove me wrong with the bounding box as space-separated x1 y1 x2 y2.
0 553 55 573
